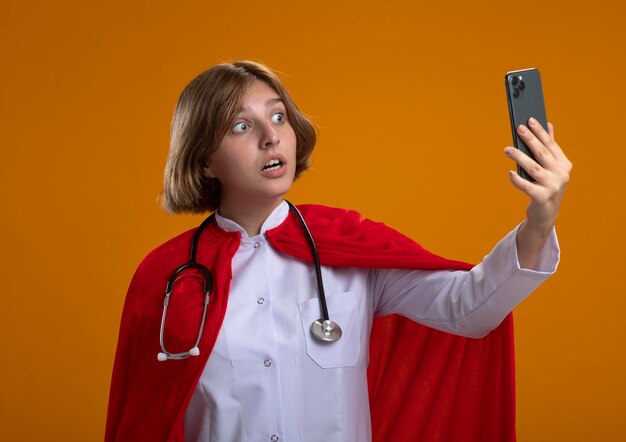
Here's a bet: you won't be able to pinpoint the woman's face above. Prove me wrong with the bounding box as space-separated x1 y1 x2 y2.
205 79 297 210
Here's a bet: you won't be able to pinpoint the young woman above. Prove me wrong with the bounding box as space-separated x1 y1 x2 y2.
106 61 571 442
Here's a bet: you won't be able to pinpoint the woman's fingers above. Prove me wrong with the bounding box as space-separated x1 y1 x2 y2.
505 119 572 233
526 118 554 152
508 169 540 199
548 122 555 141
516 122 555 172
524 120 572 173
504 145 545 183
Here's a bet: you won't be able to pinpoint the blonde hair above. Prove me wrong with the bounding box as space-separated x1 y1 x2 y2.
162 61 317 213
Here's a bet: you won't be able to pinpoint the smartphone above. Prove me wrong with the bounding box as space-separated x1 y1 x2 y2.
505 68 548 181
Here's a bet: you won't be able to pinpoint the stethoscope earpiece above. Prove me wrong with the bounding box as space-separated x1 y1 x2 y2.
157 347 201 362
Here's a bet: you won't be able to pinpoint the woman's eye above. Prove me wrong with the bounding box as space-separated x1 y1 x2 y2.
271 112 285 123
232 122 249 133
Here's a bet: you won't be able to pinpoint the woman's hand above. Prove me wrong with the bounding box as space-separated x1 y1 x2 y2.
504 118 572 269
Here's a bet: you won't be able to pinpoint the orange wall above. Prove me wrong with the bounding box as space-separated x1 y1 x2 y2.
1 1 624 440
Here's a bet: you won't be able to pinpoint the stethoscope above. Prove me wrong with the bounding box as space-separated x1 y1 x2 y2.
157 201 342 361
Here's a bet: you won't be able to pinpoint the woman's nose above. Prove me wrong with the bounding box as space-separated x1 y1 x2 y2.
260 123 280 149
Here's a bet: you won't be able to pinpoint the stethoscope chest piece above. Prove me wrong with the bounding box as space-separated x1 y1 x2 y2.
311 319 342 342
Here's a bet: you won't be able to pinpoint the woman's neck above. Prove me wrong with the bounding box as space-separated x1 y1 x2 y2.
217 198 284 237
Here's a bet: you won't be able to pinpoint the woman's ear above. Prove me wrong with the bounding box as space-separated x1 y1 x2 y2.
204 162 215 179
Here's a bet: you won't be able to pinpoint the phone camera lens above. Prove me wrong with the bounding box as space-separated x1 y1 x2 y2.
513 88 520 98
511 76 519 86
518 80 526 91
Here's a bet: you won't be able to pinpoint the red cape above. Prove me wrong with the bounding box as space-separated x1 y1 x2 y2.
106 204 515 441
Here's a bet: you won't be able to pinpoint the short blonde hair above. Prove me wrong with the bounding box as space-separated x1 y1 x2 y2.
162 61 317 213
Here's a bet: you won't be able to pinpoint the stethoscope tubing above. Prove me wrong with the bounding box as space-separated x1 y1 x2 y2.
157 201 340 361
285 201 330 322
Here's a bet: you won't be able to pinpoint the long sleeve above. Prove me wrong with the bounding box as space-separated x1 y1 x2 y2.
371 224 560 338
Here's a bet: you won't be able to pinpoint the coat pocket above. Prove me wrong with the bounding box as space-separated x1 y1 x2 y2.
298 291 361 368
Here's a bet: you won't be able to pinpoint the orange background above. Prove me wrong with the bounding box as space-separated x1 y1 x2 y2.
1 1 624 440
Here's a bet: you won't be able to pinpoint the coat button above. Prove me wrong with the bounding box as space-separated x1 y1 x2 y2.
254 242 261 248
264 359 272 367
271 436 279 442
257 298 265 304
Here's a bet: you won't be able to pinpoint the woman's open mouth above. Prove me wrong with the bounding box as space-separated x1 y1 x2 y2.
262 159 283 172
